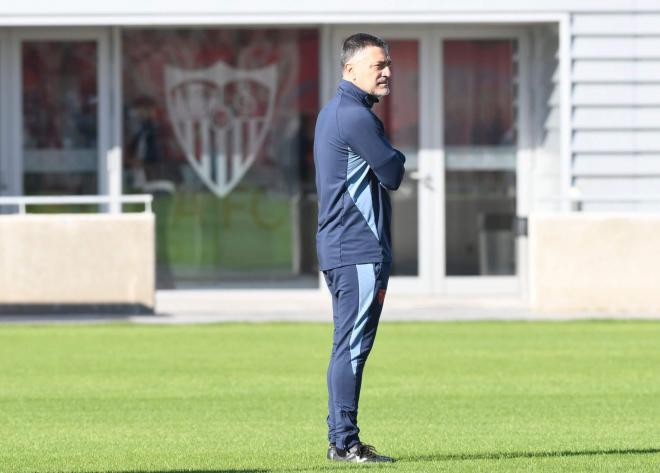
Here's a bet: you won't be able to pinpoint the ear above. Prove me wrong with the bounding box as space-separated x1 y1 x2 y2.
343 62 353 77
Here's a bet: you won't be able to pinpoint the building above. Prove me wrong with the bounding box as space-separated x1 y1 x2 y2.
1 2 659 313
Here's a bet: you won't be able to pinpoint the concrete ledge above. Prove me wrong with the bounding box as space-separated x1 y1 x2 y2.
0 303 153 315
530 213 660 313
0 213 155 310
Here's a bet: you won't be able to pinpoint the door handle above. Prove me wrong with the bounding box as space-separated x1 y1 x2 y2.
409 171 434 191
514 216 528 237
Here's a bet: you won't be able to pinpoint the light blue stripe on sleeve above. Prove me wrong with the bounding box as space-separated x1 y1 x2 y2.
347 148 379 240
350 263 376 375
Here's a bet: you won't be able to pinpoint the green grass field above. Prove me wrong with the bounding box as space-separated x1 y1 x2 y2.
1 321 659 472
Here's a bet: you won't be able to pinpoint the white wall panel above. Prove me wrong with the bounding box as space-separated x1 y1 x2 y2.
573 14 660 35
573 60 660 83
575 176 660 195
571 13 660 212
574 131 660 153
574 84 660 105
573 37 660 59
573 108 660 129
574 154 660 176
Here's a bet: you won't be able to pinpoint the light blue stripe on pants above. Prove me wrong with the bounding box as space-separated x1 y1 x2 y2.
323 262 390 450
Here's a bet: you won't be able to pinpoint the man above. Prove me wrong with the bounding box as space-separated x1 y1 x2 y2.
313 33 406 463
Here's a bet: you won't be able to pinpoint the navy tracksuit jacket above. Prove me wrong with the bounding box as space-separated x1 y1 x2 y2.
314 79 406 450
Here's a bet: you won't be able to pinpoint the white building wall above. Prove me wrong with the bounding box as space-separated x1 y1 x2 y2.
570 13 660 211
0 1 659 24
1 2 660 216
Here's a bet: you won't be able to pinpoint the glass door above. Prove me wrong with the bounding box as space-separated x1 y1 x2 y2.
440 32 527 294
10 29 110 209
330 27 430 292
326 27 529 295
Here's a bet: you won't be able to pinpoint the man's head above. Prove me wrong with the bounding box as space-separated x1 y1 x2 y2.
341 33 391 98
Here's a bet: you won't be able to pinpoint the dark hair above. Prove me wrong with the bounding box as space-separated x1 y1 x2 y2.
341 33 389 67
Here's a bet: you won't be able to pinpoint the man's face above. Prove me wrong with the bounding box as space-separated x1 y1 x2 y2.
345 46 392 97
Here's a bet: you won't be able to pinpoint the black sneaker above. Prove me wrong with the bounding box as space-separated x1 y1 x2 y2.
327 443 340 460
328 442 395 463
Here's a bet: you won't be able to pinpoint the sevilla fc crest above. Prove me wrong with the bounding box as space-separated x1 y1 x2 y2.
165 60 277 198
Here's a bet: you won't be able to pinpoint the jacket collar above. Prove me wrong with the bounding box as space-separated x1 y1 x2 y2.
338 79 379 108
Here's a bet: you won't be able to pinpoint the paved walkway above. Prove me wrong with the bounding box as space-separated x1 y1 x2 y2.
1 290 658 324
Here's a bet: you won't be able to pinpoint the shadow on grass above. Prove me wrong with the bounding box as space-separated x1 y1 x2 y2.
82 470 270 473
78 468 273 473
403 447 660 463
70 449 660 473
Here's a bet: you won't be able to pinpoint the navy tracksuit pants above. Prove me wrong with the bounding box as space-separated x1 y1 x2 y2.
323 261 390 450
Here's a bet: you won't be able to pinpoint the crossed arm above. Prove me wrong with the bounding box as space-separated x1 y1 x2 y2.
339 107 406 190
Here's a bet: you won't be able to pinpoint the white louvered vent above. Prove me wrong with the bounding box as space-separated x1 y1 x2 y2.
571 13 660 211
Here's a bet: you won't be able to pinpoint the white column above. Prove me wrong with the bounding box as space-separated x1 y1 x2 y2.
108 26 123 214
